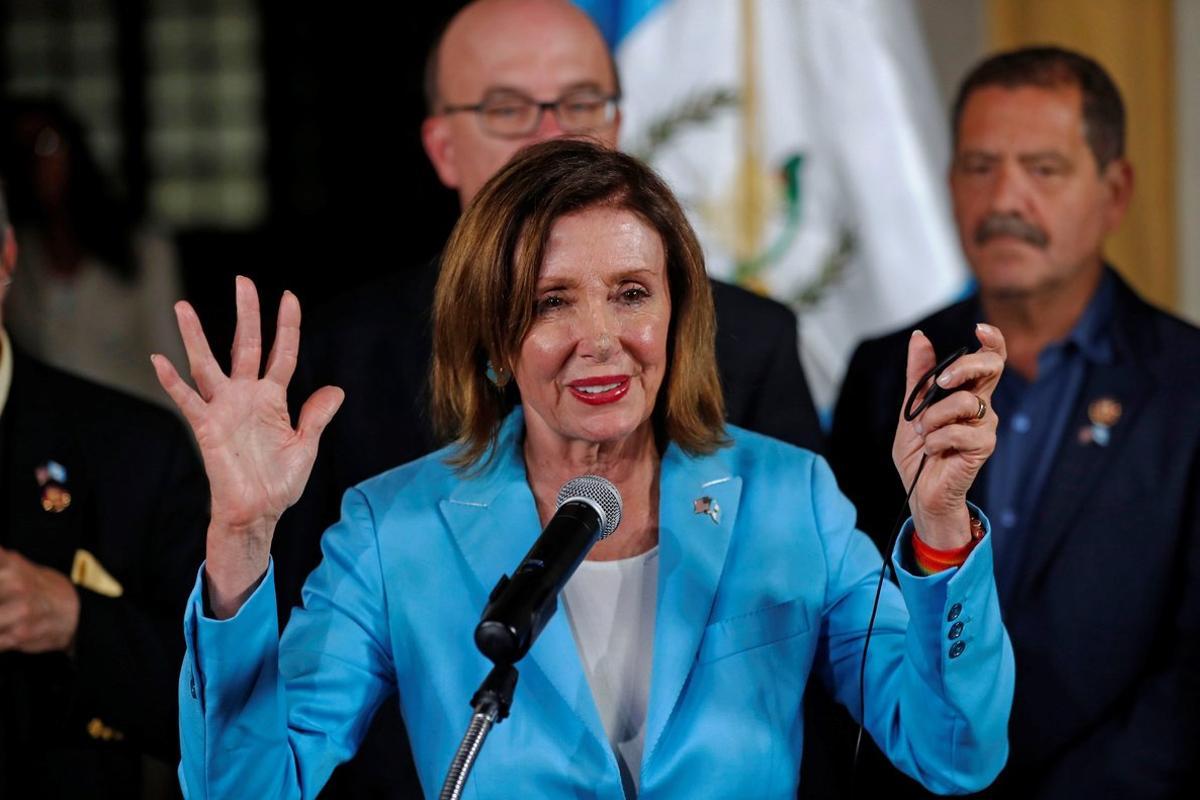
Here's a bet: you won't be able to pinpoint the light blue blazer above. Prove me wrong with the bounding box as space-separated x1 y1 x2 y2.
179 411 1014 798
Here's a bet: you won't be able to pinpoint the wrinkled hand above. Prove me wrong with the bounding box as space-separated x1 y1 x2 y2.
152 276 343 616
0 546 80 654
892 324 1006 549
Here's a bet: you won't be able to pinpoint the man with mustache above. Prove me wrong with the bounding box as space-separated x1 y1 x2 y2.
830 47 1200 797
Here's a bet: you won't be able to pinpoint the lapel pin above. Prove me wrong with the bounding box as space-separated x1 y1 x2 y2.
36 460 72 512
1080 397 1122 447
35 460 68 486
693 495 721 525
41 485 72 513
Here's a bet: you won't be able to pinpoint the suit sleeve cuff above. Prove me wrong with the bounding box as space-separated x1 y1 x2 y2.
182 559 279 711
890 504 997 665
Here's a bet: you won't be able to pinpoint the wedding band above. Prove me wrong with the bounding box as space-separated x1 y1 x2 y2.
975 396 987 420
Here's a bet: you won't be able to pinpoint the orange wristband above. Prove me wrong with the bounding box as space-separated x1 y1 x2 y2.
912 515 985 574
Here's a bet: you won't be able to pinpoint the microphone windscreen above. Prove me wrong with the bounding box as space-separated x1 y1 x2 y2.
556 475 622 539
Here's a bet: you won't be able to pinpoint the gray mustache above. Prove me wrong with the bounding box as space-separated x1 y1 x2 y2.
975 214 1049 248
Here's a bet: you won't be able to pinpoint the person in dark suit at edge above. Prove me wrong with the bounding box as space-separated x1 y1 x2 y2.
0 179 208 797
276 1 826 796
830 46 1200 798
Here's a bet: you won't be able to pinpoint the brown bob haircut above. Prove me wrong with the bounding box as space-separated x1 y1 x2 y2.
432 137 727 470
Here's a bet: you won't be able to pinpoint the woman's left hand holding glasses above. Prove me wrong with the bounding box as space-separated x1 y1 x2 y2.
892 323 1007 551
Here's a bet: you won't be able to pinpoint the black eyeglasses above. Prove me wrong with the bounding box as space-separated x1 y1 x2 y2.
440 88 620 139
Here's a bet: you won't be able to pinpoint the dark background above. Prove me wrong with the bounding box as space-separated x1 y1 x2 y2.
0 0 470 357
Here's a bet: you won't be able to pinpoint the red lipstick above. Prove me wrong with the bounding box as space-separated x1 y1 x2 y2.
566 375 630 405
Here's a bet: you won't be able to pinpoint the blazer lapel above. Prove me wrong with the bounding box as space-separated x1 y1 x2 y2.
642 443 742 769
1011 311 1152 602
3 356 84 572
437 414 748 772
438 413 609 750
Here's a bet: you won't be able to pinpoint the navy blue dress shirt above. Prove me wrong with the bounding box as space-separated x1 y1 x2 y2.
985 273 1115 601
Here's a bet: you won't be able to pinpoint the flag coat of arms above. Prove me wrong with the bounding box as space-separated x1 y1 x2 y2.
576 0 968 408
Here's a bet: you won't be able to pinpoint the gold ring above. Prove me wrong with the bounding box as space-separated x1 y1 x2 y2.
975 396 987 420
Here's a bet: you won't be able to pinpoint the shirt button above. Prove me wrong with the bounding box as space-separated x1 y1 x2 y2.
948 621 964 640
1000 509 1017 528
1012 414 1031 434
947 603 963 622
949 641 966 659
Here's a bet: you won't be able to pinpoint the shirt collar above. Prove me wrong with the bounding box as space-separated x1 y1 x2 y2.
1060 269 1116 365
985 269 1116 375
0 328 13 418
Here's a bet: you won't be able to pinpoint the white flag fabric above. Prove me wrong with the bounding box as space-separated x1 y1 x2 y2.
575 0 968 409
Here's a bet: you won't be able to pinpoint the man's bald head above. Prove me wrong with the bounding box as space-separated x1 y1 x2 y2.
421 0 621 207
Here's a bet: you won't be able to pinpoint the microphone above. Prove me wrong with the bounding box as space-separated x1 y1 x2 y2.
474 475 622 665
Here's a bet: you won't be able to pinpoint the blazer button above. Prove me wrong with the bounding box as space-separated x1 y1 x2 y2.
948 621 964 640
949 641 966 659
947 603 963 621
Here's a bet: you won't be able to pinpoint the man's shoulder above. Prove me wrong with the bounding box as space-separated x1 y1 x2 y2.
851 297 979 366
304 260 439 346
709 278 796 331
1119 288 1200 373
295 262 439 397
7 352 195 498
14 351 183 438
1098 273 1200 398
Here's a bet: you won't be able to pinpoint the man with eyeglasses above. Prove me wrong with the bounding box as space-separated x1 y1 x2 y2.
276 1 825 795
438 88 618 139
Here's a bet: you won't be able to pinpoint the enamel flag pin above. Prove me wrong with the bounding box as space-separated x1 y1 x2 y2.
36 460 72 513
693 495 721 525
1078 397 1122 447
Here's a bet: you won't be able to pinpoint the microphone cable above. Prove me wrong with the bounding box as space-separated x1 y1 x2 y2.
850 452 927 795
849 345 968 796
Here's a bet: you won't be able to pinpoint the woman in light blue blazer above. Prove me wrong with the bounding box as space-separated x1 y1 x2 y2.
154 139 1014 798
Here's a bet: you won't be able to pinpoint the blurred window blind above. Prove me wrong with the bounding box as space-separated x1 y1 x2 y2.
3 0 267 228
4 0 124 188
147 0 264 226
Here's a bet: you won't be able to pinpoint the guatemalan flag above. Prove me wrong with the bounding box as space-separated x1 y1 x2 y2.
574 0 969 409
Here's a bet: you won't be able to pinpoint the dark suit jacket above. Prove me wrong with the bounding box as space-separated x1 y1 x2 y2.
0 348 208 799
276 262 825 797
829 269 1200 798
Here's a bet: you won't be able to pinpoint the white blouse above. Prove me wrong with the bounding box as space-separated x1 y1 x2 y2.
562 546 660 797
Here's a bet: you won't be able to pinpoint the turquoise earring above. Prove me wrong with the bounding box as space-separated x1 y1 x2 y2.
485 360 510 388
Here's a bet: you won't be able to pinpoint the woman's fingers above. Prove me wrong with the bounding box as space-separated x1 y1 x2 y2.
911 324 1008 408
151 354 208 427
931 350 1005 396
173 301 225 400
264 290 301 388
296 386 345 448
901 330 937 418
921 420 996 458
933 323 1007 395
974 321 1007 359
230 276 263 381
915 389 992 434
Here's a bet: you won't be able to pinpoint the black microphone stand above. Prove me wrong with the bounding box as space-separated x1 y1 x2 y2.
438 662 518 800
438 477 620 798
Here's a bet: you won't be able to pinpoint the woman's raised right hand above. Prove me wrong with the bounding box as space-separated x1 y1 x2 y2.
152 276 343 617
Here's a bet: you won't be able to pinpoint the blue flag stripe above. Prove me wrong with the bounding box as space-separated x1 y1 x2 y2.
573 0 665 50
